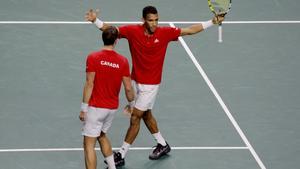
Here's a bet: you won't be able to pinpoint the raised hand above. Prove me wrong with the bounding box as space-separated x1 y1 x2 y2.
85 9 99 22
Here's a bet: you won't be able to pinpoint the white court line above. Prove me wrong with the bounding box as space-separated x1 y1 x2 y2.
0 147 248 152
169 22 267 169
0 20 300 24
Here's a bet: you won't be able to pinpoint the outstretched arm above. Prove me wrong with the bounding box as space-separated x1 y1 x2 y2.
85 9 111 31
180 15 225 36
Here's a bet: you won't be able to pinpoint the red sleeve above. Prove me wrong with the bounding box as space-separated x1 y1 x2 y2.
86 54 96 72
118 25 130 39
122 58 130 77
164 27 181 41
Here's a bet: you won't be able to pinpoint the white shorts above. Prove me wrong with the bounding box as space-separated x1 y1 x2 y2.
132 80 160 111
82 106 117 137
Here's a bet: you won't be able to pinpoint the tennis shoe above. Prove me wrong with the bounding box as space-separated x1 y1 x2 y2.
149 142 171 160
104 151 125 167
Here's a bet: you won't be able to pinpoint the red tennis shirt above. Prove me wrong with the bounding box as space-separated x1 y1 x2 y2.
86 49 130 109
118 24 181 84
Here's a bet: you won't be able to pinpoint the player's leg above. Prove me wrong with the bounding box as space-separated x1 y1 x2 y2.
138 83 170 160
117 108 144 158
116 81 144 161
143 110 167 145
98 132 116 169
143 110 171 160
143 109 166 145
133 83 170 159
143 109 159 134
82 107 105 169
125 107 145 144
83 136 97 169
100 108 126 168
84 107 114 168
111 108 144 167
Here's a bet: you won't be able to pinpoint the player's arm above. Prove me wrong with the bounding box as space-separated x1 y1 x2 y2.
82 72 95 103
122 76 135 117
79 72 95 121
85 9 110 31
180 15 225 36
122 76 134 103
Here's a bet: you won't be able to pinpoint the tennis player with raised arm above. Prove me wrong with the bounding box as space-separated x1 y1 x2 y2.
85 6 224 167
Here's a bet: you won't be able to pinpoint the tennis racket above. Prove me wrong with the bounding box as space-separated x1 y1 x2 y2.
208 0 232 43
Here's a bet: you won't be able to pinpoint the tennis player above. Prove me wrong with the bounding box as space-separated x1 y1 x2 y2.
85 6 224 167
79 26 134 169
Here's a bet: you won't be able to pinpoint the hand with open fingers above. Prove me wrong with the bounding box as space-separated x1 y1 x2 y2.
85 9 99 22
212 14 225 25
79 111 86 121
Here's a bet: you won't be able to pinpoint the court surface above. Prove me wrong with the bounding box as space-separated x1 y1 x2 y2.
0 0 299 169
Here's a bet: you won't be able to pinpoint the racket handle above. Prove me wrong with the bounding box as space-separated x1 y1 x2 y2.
218 24 223 43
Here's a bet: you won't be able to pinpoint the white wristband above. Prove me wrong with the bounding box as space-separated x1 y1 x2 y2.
81 103 88 113
129 101 135 109
94 18 104 29
202 20 214 30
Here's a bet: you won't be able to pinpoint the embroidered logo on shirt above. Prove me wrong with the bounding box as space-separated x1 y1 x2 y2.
154 38 160 43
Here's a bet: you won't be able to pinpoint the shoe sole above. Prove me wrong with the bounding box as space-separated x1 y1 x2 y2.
116 161 125 167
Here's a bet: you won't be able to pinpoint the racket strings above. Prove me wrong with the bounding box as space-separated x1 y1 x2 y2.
209 0 231 14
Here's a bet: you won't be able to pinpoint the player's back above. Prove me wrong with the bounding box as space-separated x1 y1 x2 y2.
87 49 130 109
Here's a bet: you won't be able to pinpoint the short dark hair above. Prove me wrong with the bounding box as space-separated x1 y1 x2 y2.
102 26 118 45
142 6 158 19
